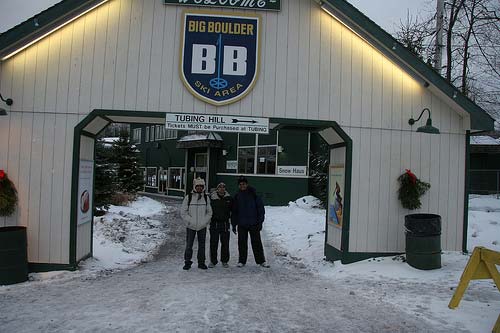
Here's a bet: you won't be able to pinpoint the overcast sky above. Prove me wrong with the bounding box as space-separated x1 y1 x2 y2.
0 0 431 34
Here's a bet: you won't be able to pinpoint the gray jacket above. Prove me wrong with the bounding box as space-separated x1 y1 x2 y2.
181 191 213 231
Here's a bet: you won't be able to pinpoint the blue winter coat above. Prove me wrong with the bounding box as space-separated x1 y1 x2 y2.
231 186 265 227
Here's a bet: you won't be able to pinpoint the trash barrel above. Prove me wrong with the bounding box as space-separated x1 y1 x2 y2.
0 226 28 285
405 214 441 270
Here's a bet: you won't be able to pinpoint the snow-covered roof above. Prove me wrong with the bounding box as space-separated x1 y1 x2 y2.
470 136 500 145
178 132 223 142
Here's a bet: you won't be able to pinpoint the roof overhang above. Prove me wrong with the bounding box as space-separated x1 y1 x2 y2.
0 0 108 61
318 0 494 131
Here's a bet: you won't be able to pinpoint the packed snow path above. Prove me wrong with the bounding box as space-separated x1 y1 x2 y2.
1 200 467 332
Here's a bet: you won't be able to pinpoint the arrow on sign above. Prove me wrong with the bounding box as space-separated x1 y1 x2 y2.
232 119 257 124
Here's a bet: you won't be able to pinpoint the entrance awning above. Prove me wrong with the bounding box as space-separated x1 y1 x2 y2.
176 132 224 149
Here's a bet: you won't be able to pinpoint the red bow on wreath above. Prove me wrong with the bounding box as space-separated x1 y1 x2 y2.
405 169 417 185
0 169 5 180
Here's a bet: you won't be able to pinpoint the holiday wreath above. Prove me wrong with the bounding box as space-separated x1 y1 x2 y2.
397 169 430 210
0 169 18 217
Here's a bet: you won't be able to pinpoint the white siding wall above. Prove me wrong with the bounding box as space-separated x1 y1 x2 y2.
0 0 468 263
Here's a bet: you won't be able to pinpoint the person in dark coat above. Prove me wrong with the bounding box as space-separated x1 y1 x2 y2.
209 182 233 268
231 176 269 268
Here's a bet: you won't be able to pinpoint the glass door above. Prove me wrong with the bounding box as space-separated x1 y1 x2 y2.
194 153 208 183
158 169 168 193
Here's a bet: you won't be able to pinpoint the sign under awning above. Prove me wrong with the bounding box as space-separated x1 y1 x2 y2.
166 113 269 134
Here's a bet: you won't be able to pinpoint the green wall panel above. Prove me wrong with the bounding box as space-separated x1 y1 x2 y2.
277 129 309 165
216 175 308 206
258 130 278 146
239 133 256 146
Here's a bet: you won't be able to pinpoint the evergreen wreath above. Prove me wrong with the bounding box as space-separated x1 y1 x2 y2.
397 169 430 210
0 169 18 217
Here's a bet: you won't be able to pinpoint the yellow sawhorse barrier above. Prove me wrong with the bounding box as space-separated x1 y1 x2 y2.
448 247 500 333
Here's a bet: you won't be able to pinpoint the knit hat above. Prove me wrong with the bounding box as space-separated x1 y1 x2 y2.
193 177 205 189
237 176 248 184
216 182 226 189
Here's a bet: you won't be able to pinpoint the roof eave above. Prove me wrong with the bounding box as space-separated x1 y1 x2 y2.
320 0 494 131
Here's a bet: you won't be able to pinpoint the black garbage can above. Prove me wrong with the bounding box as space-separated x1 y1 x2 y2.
405 214 441 270
0 226 28 285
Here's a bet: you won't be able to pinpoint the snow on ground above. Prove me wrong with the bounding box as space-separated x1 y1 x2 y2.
29 196 170 282
468 194 500 252
264 195 500 333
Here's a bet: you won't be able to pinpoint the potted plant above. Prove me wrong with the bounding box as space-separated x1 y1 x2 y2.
398 169 441 270
0 169 28 285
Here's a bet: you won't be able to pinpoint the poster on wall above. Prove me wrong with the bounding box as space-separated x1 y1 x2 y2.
328 165 345 228
78 160 94 225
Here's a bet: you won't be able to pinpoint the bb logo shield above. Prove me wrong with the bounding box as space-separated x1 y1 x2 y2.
180 12 260 106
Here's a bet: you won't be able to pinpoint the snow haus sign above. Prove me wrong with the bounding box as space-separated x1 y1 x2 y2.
164 0 280 11
180 12 261 106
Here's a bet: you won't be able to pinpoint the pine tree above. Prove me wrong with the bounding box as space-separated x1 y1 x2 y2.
94 139 115 213
112 128 144 194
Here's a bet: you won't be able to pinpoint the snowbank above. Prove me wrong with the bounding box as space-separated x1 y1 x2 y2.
30 196 170 281
264 195 500 333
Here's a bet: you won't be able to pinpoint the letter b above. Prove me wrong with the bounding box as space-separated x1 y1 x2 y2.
223 46 247 76
192 44 216 74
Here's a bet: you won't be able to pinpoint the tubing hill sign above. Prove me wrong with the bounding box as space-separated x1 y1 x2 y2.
165 0 280 11
180 12 260 106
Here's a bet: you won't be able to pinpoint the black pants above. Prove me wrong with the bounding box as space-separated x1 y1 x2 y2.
210 229 230 265
184 228 206 264
237 225 265 265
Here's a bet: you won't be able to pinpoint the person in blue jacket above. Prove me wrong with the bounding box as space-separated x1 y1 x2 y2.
231 176 270 268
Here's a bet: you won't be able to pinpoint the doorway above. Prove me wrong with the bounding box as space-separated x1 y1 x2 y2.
194 152 208 182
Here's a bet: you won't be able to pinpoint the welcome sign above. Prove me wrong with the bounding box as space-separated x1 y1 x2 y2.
180 12 260 106
165 0 280 11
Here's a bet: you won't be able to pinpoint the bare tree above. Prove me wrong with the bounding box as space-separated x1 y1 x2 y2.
395 0 500 119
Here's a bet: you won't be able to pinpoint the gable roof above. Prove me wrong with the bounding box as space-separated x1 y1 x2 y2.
0 0 494 131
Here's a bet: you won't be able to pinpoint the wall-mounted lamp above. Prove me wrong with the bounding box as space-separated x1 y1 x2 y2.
222 149 228 156
0 93 13 116
408 108 440 134
277 145 284 153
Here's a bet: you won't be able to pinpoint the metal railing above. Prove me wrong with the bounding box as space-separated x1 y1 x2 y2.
469 169 500 197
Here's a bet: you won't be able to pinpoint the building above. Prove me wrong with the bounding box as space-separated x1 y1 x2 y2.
470 135 500 195
0 0 494 272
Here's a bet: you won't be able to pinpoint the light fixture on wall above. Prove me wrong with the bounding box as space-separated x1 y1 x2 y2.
0 93 13 116
278 145 284 153
222 149 228 156
408 108 440 134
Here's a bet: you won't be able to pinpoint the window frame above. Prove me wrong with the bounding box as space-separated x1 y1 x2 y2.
168 167 186 192
145 127 149 143
145 167 158 188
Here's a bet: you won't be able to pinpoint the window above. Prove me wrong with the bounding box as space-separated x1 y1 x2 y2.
238 147 256 174
257 146 277 174
146 167 157 187
237 145 278 175
165 130 177 139
145 127 149 143
169 168 185 190
156 125 165 140
140 167 146 185
150 126 155 141
132 128 141 144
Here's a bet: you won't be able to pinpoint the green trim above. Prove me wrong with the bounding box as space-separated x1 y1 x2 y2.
321 0 494 131
0 0 105 59
69 126 81 267
28 262 76 273
463 130 471 253
324 244 401 264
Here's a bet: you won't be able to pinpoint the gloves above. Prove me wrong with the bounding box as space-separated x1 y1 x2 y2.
232 226 237 234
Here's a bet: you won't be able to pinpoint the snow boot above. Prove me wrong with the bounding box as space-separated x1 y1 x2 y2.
237 263 245 268
259 262 270 268
208 262 216 268
183 262 192 270
222 263 229 268
198 263 208 270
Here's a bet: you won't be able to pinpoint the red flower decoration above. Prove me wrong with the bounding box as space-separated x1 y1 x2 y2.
405 169 417 185
0 170 5 180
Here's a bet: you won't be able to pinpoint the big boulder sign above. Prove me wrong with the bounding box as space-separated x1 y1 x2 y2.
165 0 280 11
180 12 260 106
